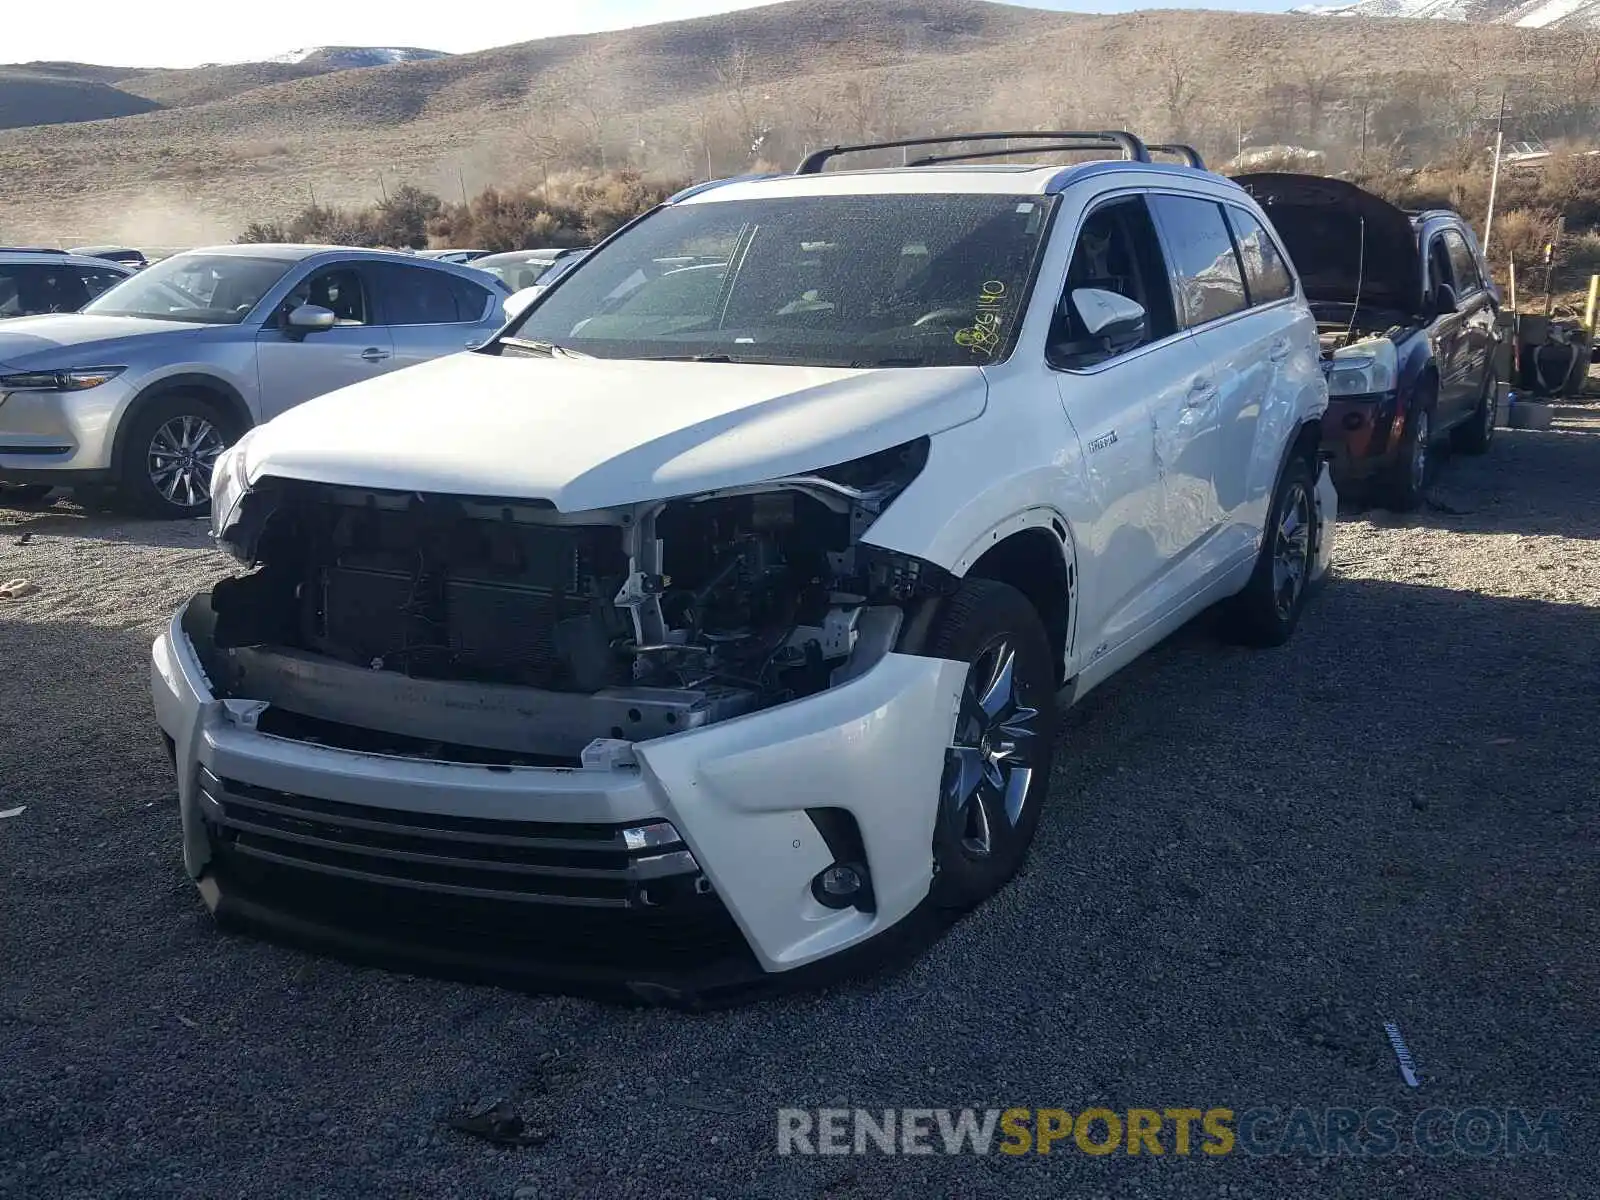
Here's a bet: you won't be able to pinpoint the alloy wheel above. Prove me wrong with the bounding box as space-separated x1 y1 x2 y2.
1272 481 1313 620
941 640 1041 860
147 415 225 509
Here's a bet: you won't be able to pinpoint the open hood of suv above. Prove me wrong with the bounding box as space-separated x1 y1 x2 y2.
1233 173 1421 316
241 351 988 511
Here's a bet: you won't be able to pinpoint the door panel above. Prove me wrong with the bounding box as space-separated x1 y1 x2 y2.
1146 193 1248 567
255 327 396 420
1444 229 1495 413
1425 234 1471 421
1046 193 1192 657
254 264 393 420
1056 349 1198 655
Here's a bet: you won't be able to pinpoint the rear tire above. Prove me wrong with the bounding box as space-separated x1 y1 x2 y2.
1221 453 1317 648
920 579 1057 910
1452 362 1496 455
114 392 238 519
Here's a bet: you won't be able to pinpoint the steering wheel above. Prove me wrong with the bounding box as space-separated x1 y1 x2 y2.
912 307 970 328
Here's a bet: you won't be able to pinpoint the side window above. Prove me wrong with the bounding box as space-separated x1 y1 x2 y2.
1427 236 1455 299
1049 195 1179 368
76 268 127 300
1148 195 1249 326
1443 230 1483 295
0 266 22 317
0 264 92 315
282 267 369 325
366 263 455 324
448 274 494 322
1224 208 1295 306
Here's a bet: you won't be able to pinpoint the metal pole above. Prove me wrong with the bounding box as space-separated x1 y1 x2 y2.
1482 91 1507 256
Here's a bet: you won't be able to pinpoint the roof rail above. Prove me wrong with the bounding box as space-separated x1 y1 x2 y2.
1147 143 1206 170
795 131 1151 174
0 246 66 254
667 173 782 203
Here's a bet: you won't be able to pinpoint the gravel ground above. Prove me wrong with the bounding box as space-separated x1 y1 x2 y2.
1 410 1596 1199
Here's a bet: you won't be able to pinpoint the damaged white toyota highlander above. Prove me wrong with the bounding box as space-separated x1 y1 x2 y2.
151 132 1336 1004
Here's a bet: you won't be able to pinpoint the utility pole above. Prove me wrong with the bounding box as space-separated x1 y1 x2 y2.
1483 89 1507 257
1360 99 1369 161
459 171 469 208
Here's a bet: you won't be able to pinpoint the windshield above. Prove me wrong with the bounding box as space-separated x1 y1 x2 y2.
83 253 295 324
503 194 1054 367
479 258 561 291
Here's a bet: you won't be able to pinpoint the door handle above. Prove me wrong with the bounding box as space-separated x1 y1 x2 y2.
1269 339 1291 362
360 347 390 362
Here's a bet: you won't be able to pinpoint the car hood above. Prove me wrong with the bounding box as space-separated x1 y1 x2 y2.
0 314 202 370
1233 173 1421 316
242 352 988 511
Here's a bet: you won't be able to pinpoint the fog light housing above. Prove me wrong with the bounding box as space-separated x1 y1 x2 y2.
812 862 869 909
1342 410 1366 430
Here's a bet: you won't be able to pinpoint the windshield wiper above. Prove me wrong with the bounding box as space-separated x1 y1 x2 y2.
636 353 737 362
849 356 927 368
500 337 592 359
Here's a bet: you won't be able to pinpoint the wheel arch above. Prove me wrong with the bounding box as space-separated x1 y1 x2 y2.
895 509 1077 687
109 373 253 477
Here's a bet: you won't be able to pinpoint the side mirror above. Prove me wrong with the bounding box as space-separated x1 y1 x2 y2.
1070 287 1148 351
1431 284 1459 317
287 303 336 332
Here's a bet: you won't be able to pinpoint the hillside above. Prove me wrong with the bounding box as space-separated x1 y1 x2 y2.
1 0 1596 245
0 68 161 130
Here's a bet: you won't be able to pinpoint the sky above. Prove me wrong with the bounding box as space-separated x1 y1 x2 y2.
8 0 1298 70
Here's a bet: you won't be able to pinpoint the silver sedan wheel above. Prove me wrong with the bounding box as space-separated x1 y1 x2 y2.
147 415 225 509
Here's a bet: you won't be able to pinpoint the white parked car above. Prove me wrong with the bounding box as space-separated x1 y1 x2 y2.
152 132 1335 1002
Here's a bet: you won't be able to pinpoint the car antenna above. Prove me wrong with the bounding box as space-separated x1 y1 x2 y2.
1343 214 1366 347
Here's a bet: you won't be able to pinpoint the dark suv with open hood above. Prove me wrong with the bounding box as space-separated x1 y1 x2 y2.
1237 174 1500 509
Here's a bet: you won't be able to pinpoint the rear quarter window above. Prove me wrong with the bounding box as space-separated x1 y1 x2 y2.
1225 208 1296 305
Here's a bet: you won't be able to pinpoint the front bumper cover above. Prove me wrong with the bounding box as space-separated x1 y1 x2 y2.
151 606 968 1004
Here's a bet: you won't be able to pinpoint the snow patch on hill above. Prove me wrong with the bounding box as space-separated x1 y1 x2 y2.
261 46 447 67
1295 0 1600 24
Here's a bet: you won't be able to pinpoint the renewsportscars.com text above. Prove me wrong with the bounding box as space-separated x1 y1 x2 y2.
776 1106 1562 1157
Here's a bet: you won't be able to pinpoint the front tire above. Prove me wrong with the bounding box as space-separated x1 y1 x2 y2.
1382 388 1434 512
920 579 1057 910
115 392 236 519
1222 453 1317 648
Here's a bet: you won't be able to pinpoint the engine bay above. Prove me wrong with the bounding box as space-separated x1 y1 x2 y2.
196 440 950 761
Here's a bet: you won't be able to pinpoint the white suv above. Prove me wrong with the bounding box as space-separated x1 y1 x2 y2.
151 132 1335 1003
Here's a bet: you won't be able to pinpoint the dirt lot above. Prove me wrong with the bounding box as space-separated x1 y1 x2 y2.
1 410 1596 1199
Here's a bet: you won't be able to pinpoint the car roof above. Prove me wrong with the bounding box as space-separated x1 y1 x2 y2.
474 248 575 265
0 250 136 270
674 160 1230 205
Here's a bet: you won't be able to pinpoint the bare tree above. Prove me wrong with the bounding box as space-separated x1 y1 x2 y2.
1154 42 1196 140
1289 53 1341 143
714 43 772 166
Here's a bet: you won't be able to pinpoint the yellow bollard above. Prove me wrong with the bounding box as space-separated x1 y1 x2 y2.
1586 274 1600 332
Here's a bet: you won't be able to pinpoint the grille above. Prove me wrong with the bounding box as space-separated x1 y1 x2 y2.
197 768 752 970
